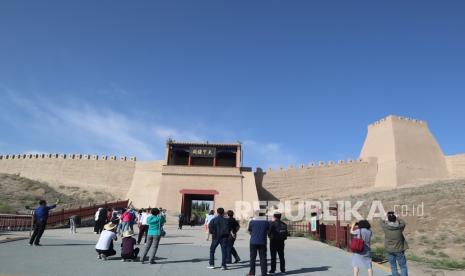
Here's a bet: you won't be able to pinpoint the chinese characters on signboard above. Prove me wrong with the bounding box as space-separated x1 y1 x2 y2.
190 147 216 158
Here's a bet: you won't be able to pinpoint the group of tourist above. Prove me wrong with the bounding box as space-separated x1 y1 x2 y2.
95 207 166 263
350 211 409 276
206 208 289 275
29 199 409 276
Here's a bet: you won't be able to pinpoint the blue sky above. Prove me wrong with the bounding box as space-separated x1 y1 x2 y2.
0 0 464 168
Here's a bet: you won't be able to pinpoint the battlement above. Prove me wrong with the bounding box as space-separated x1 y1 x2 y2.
265 158 370 173
368 115 427 128
0 153 137 162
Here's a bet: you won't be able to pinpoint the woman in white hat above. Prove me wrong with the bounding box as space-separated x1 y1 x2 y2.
121 230 139 262
95 222 118 260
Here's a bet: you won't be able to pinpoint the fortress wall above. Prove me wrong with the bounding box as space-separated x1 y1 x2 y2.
360 115 449 187
0 154 136 199
391 116 449 185
156 166 245 216
257 160 378 201
446 154 465 179
126 161 165 208
360 116 397 187
240 171 260 218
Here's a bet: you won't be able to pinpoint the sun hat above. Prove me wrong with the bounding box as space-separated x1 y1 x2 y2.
122 230 134 238
103 222 117 231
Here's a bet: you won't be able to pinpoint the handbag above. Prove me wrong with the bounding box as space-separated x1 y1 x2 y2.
350 229 365 253
158 216 166 237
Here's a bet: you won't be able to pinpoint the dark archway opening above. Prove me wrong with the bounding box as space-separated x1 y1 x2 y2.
181 194 214 225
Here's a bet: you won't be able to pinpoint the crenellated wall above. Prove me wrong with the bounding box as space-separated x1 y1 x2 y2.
0 115 463 208
0 153 137 199
256 158 378 201
256 115 464 201
446 154 465 179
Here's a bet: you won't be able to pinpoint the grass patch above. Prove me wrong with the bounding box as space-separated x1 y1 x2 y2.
431 259 465 270
371 235 383 244
437 252 449 258
453 237 465 244
424 249 436 256
407 254 427 263
0 201 14 213
408 254 465 270
371 247 386 262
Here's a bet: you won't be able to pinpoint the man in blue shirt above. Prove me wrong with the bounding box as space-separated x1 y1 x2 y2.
29 199 58 246
247 211 270 276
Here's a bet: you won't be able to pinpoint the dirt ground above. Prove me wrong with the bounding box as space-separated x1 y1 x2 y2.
336 179 465 272
0 173 115 213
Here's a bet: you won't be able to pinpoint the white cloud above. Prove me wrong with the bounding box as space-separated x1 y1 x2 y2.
0 87 299 166
154 127 203 142
0 91 162 160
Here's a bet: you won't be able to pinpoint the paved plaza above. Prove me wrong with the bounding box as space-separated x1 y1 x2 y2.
0 225 389 276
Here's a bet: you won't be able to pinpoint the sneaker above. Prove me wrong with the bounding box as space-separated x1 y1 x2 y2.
221 266 228 270
207 265 215 269
97 254 102 260
149 260 157 264
101 254 107 261
121 259 126 262
34 243 41 246
234 259 241 263
268 271 276 275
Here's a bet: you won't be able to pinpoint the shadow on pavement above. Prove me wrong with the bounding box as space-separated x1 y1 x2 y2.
40 243 96 246
225 262 331 274
159 242 194 246
162 235 195 238
157 258 209 264
285 266 331 274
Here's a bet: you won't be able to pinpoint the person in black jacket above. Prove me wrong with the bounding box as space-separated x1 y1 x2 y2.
97 207 108 234
226 210 241 264
268 212 288 274
207 207 230 270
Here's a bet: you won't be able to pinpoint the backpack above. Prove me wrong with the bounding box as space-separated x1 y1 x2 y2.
129 211 135 222
276 221 289 240
350 229 365 253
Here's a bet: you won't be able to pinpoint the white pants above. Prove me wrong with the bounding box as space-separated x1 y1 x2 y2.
69 218 76 233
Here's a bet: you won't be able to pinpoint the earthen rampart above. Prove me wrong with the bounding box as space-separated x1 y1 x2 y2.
256 158 378 201
0 153 137 199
